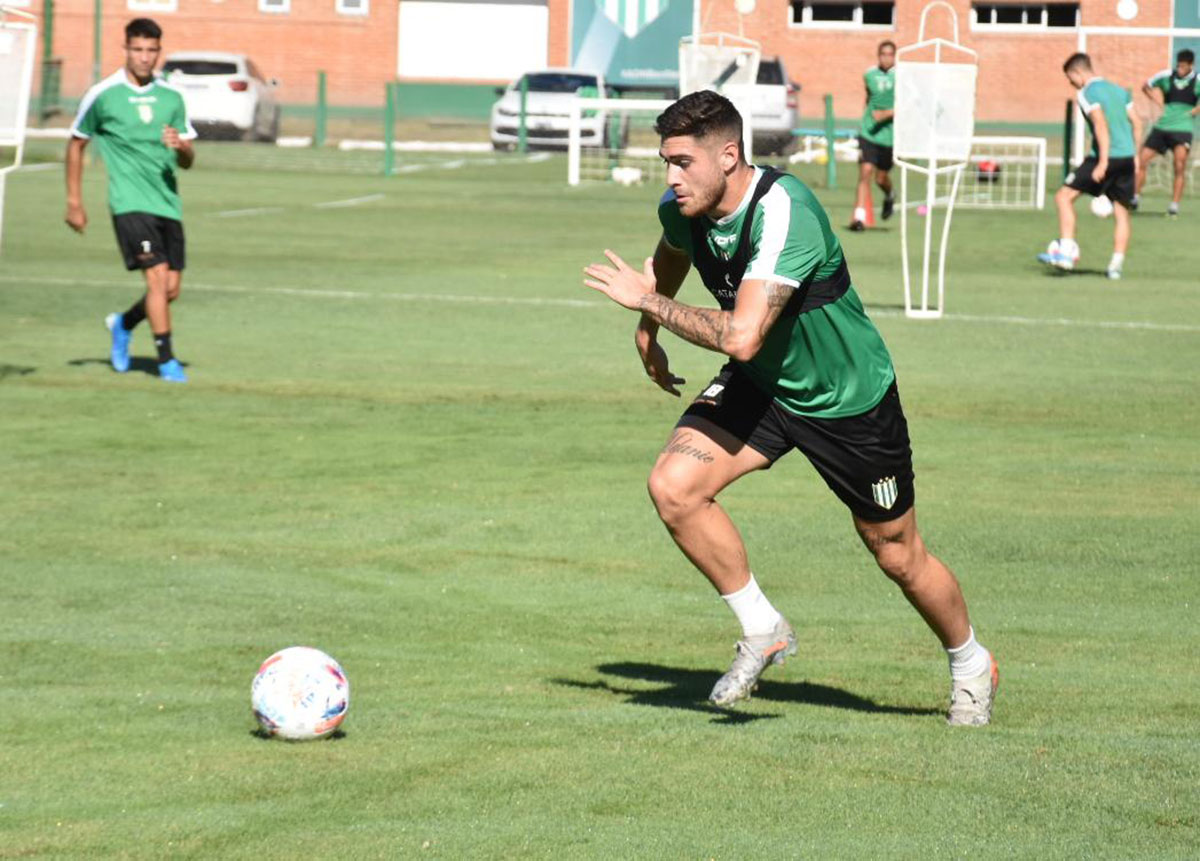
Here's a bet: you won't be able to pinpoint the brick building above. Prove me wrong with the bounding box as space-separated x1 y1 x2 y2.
19 0 1200 123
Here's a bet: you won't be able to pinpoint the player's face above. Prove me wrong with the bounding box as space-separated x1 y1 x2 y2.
878 46 896 71
124 36 161 83
660 135 736 217
1064 68 1087 90
1176 60 1194 77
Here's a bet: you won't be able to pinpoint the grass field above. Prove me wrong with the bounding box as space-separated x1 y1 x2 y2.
1 144 1197 858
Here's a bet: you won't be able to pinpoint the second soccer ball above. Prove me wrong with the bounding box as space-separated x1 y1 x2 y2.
1090 195 1114 218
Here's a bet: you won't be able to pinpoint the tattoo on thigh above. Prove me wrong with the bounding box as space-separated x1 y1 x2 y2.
662 430 715 463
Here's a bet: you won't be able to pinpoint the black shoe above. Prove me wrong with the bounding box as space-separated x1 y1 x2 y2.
881 196 895 220
848 221 865 232
1128 196 1140 212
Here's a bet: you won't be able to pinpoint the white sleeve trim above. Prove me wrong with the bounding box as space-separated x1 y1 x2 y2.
1147 69 1170 88
1076 89 1097 115
744 184 797 285
69 80 109 139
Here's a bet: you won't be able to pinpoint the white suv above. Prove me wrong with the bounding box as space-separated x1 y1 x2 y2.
729 57 800 155
490 70 610 151
162 52 281 142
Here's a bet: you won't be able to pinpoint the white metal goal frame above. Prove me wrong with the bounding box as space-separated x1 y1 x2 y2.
893 2 979 320
567 97 673 186
0 6 38 256
949 135 1047 209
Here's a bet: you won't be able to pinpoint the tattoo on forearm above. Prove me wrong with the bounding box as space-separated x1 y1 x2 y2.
759 282 794 341
638 293 732 353
662 430 715 463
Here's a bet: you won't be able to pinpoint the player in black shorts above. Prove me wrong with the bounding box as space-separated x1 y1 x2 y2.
65 18 196 382
850 42 896 231
1133 50 1200 217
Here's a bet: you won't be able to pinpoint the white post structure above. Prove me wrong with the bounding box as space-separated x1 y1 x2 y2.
893 2 978 319
0 6 38 256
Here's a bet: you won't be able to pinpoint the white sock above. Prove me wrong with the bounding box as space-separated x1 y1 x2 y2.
721 574 783 639
947 627 991 680
1108 252 1124 271
853 206 867 223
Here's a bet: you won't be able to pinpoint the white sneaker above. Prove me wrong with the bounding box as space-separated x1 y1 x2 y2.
947 653 999 726
709 617 797 707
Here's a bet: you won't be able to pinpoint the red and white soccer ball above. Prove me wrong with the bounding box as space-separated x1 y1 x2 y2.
252 646 349 740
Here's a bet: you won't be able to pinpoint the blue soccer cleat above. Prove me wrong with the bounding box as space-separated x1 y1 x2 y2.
105 313 131 373
158 358 188 383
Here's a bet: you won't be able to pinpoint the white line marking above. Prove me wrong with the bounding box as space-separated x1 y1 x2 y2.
215 206 284 218
1 274 1195 331
312 193 385 209
13 162 60 174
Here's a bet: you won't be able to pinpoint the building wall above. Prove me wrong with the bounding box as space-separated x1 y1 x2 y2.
700 0 1176 125
35 0 1181 120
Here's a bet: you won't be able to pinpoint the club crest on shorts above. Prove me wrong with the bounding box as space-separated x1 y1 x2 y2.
871 476 899 510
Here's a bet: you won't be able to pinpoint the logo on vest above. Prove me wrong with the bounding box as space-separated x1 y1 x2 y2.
137 104 154 124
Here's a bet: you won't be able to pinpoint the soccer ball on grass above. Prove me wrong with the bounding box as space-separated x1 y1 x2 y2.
251 646 349 740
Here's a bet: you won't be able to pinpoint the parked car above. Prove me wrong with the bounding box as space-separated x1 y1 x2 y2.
490 70 615 151
162 52 280 142
728 57 800 155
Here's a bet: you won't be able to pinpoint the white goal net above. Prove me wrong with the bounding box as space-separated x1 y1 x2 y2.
934 136 1047 209
0 7 38 255
567 98 671 186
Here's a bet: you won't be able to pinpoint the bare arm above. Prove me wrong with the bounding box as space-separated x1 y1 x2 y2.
163 126 194 169
872 109 894 123
64 136 89 233
584 249 794 363
1089 107 1110 181
636 277 793 361
1128 105 1143 155
636 237 691 341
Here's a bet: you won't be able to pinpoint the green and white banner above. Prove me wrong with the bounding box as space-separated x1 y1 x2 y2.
571 0 693 89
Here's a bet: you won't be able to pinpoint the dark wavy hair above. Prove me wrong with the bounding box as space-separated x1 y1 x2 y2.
125 18 162 41
655 90 744 160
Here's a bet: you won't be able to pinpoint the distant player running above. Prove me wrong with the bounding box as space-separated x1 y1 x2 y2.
850 41 896 231
1039 53 1142 280
583 91 997 726
1132 49 1199 217
65 17 196 382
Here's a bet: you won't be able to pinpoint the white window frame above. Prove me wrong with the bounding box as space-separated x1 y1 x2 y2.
127 0 178 12
789 1 895 31
970 3 1079 32
336 0 369 15
259 0 291 14
4 0 35 8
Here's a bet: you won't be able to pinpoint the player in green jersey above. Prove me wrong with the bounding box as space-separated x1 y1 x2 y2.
65 18 196 383
850 41 896 231
1040 53 1142 280
1133 49 1199 217
583 91 997 726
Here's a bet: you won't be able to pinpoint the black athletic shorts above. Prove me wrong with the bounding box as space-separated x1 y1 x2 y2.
858 137 894 172
678 363 915 522
1143 128 1193 155
112 211 186 271
1064 157 1136 206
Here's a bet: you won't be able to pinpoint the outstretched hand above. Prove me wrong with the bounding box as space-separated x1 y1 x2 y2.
583 250 656 311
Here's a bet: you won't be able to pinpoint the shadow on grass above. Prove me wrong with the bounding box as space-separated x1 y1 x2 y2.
249 727 348 742
553 662 940 725
0 364 36 380
1039 266 1109 277
68 356 183 377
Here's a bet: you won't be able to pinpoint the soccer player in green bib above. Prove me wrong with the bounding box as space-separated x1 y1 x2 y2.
850 41 896 231
583 92 997 726
1133 49 1199 217
1040 53 1142 280
65 18 196 383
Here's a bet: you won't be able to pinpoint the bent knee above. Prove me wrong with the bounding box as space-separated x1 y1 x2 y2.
646 469 705 524
871 541 925 586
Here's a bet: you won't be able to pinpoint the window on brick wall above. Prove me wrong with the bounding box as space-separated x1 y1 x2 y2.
259 0 291 14
972 3 1079 29
337 0 369 14
790 1 895 29
127 0 178 11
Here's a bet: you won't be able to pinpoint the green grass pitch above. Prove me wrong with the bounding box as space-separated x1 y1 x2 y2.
0 145 1197 857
